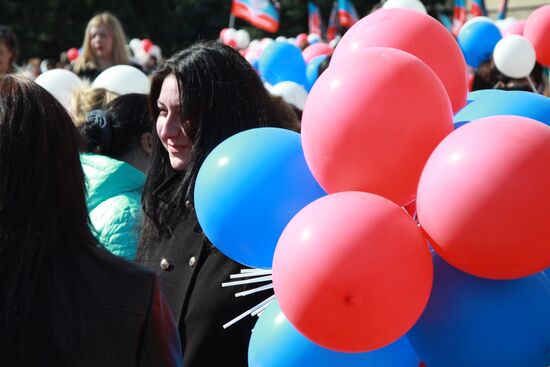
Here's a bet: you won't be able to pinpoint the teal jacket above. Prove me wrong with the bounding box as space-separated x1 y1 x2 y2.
81 154 145 261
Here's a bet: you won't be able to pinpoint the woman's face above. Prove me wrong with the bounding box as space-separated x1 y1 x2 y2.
0 41 14 74
156 74 193 171
89 24 113 59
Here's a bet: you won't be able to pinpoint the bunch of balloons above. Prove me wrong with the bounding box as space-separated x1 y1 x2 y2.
129 38 162 66
219 28 251 50
194 5 550 367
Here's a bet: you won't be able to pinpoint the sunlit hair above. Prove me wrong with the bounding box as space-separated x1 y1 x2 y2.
73 12 129 74
139 40 282 249
70 81 119 126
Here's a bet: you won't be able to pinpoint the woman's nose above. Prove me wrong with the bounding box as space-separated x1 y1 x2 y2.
160 115 182 139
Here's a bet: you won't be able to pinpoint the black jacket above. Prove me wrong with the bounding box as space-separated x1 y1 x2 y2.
137 210 269 367
51 246 182 366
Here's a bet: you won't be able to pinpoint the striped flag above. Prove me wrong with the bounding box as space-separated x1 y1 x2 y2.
471 0 487 17
308 0 323 36
326 1 339 41
497 0 509 20
231 0 280 33
452 0 467 36
338 0 359 28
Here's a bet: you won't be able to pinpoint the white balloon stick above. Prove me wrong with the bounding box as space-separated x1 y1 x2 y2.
234 283 274 297
251 297 276 317
221 275 272 287
230 270 273 279
526 76 539 94
222 294 276 329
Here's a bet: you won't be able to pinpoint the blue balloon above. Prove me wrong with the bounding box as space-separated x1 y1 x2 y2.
457 21 502 68
408 256 550 367
306 55 327 89
259 41 308 88
454 90 550 127
194 128 325 269
249 301 420 367
466 89 506 104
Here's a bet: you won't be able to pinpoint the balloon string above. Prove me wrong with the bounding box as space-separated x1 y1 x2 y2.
223 294 276 329
234 283 274 298
230 269 273 279
526 76 539 94
221 275 272 287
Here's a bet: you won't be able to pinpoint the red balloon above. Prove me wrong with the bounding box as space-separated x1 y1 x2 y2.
273 191 433 352
302 47 453 205
417 116 550 280
524 5 550 67
67 47 79 62
302 43 333 63
331 8 468 113
141 38 153 53
296 33 309 48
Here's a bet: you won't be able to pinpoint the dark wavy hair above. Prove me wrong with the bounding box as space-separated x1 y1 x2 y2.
0 75 97 365
0 25 18 67
138 40 277 249
79 93 152 159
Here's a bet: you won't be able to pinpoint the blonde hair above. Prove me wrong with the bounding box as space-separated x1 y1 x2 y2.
70 81 119 126
73 12 129 74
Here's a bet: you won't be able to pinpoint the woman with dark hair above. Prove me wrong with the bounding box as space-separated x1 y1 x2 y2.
0 25 21 75
79 93 153 260
0 75 181 366
136 40 286 366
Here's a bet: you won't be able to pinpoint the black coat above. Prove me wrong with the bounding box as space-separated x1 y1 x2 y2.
51 246 182 366
136 212 269 367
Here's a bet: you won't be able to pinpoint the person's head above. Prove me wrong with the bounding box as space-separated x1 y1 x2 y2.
79 93 153 172
78 12 128 69
0 75 96 363
150 40 274 173
142 40 276 242
0 26 18 74
71 82 119 127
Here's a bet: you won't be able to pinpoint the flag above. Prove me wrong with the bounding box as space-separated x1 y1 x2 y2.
326 1 340 41
231 0 280 33
497 0 509 20
337 0 359 28
470 0 487 17
452 0 467 36
308 0 323 36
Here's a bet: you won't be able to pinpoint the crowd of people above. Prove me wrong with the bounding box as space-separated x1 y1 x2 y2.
1 5 550 367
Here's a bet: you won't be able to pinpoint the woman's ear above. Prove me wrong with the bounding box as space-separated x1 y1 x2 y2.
141 132 154 155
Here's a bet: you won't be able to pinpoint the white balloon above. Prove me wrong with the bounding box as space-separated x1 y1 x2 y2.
493 35 536 79
92 65 150 95
275 36 287 42
149 44 162 59
382 0 427 14
35 69 83 112
495 17 517 34
129 38 141 52
270 81 308 111
223 28 237 44
287 37 296 44
235 29 251 49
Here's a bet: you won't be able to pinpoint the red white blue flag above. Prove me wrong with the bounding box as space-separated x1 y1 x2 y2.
308 0 323 36
231 0 280 33
326 1 339 41
337 0 359 28
470 0 487 17
452 0 467 36
497 0 509 20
